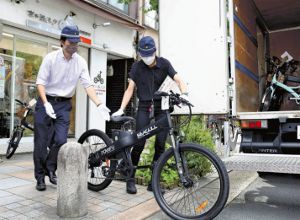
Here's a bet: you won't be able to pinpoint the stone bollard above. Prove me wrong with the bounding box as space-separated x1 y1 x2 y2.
57 142 88 218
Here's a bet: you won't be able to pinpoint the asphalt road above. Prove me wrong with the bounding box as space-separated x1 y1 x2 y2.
216 173 300 220
147 172 300 220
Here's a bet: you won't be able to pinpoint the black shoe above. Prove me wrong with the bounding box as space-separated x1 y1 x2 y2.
36 179 46 191
47 171 57 185
126 179 137 194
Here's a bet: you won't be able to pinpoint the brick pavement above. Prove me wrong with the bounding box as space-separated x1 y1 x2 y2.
0 153 159 220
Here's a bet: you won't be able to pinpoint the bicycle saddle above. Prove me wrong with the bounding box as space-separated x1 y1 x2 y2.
110 115 135 123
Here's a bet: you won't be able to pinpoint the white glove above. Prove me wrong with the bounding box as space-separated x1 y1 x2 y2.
111 108 124 117
97 104 111 121
44 102 56 119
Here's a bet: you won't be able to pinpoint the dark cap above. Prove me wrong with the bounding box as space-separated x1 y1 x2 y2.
61 25 81 43
138 36 156 57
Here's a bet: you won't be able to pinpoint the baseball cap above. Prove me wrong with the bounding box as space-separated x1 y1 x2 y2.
61 25 81 43
138 36 156 57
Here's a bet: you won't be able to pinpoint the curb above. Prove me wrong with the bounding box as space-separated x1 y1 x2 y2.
107 197 160 220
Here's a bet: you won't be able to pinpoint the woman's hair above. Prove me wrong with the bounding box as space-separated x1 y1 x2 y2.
60 36 67 47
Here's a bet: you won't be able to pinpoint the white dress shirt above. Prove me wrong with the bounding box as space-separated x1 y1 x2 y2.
36 48 93 97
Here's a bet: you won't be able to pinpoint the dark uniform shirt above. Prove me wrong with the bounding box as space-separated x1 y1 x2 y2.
129 57 177 102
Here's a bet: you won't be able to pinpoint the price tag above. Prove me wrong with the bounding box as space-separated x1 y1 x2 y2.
29 98 37 107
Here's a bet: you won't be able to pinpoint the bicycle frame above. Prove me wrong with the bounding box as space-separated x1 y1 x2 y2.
270 73 300 103
21 109 34 131
92 97 192 184
97 112 171 158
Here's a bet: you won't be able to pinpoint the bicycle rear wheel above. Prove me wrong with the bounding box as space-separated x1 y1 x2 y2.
78 129 117 191
152 143 229 220
6 128 22 159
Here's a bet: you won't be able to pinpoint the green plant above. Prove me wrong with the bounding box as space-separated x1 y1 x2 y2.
135 136 170 185
181 115 215 151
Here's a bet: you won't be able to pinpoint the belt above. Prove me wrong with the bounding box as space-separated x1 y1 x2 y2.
138 100 161 108
46 95 72 102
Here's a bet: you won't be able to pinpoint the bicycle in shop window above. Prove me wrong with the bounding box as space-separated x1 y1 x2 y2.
6 99 36 159
78 91 229 220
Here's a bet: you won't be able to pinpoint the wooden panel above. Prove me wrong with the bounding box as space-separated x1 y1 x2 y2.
235 23 258 74
234 0 260 112
236 69 259 112
270 29 300 61
234 0 257 36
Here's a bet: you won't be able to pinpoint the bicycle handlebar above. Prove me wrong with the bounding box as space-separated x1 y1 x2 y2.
154 90 194 108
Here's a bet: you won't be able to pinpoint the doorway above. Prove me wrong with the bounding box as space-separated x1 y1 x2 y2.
105 55 134 137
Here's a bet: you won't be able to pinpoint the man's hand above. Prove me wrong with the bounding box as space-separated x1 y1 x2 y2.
97 104 111 121
111 108 124 117
44 102 56 119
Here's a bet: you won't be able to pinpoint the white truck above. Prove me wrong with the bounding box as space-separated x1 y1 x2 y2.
159 0 300 174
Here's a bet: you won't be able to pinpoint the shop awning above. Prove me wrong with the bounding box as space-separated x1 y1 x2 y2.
67 0 145 31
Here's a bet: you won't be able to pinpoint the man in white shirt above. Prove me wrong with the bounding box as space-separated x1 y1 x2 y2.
34 25 110 191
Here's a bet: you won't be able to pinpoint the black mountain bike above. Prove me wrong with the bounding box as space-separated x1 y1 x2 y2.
78 91 229 220
6 99 34 159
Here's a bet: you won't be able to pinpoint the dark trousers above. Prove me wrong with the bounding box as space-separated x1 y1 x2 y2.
33 98 71 181
131 102 169 168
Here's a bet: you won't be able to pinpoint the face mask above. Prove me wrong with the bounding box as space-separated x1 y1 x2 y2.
141 55 155 65
64 44 78 55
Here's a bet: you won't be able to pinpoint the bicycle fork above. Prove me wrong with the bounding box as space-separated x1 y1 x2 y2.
169 132 193 188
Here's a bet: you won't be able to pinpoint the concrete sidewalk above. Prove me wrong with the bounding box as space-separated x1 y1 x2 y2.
0 153 258 220
0 153 158 220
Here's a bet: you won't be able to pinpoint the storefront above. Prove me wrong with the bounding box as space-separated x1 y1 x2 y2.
0 0 140 153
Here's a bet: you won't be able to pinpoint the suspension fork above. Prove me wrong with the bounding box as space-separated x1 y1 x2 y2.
170 133 190 183
166 112 190 185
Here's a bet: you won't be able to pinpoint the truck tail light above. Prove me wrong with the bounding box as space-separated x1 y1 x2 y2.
241 120 268 129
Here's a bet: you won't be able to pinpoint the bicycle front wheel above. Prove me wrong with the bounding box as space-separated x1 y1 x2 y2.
6 128 22 159
152 143 229 220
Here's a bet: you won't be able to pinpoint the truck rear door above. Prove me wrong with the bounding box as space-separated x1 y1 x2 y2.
159 0 229 114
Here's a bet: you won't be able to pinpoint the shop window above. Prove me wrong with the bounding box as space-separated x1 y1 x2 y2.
95 0 129 14
15 38 48 137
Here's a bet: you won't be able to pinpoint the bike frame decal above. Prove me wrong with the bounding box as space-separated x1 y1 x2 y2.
98 115 169 158
137 125 158 139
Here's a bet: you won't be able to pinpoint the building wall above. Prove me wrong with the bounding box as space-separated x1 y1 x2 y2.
0 0 138 153
1 0 136 57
